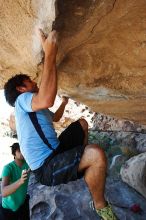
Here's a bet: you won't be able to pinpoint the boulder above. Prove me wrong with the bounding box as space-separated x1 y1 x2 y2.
28 174 146 220
120 152 146 199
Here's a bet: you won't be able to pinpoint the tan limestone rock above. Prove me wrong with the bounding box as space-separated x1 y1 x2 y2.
1 0 146 123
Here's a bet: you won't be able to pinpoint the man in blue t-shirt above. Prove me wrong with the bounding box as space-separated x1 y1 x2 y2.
4 30 117 220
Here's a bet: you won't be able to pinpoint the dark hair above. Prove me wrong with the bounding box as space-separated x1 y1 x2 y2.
10 143 20 156
4 73 30 107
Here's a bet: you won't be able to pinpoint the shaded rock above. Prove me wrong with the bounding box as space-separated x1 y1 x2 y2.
57 0 146 124
28 175 99 220
135 134 146 152
120 153 146 199
108 155 128 178
89 129 146 154
28 174 146 220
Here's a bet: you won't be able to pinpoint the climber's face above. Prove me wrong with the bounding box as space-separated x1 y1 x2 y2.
16 79 39 93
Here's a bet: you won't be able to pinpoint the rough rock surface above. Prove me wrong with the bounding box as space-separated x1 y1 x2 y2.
0 0 56 81
1 0 146 123
121 153 146 199
28 174 146 220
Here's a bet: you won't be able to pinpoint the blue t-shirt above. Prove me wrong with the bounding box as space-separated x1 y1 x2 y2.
15 92 60 170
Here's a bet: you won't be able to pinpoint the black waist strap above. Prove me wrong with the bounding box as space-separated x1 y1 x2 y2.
28 112 55 151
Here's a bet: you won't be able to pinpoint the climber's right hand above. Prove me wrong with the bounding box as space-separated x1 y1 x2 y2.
39 29 58 59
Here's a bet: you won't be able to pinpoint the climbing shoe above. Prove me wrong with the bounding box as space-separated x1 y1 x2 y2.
90 201 117 220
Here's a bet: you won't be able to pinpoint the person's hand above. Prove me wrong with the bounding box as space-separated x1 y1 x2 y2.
62 96 69 105
19 169 29 185
39 29 58 58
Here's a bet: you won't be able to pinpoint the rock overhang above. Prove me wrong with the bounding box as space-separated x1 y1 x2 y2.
1 0 146 124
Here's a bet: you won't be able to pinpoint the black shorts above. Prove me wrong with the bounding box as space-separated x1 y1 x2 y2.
58 120 85 152
33 121 85 186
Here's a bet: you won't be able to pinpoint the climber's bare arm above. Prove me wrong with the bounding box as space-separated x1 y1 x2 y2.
32 30 58 111
53 97 69 122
